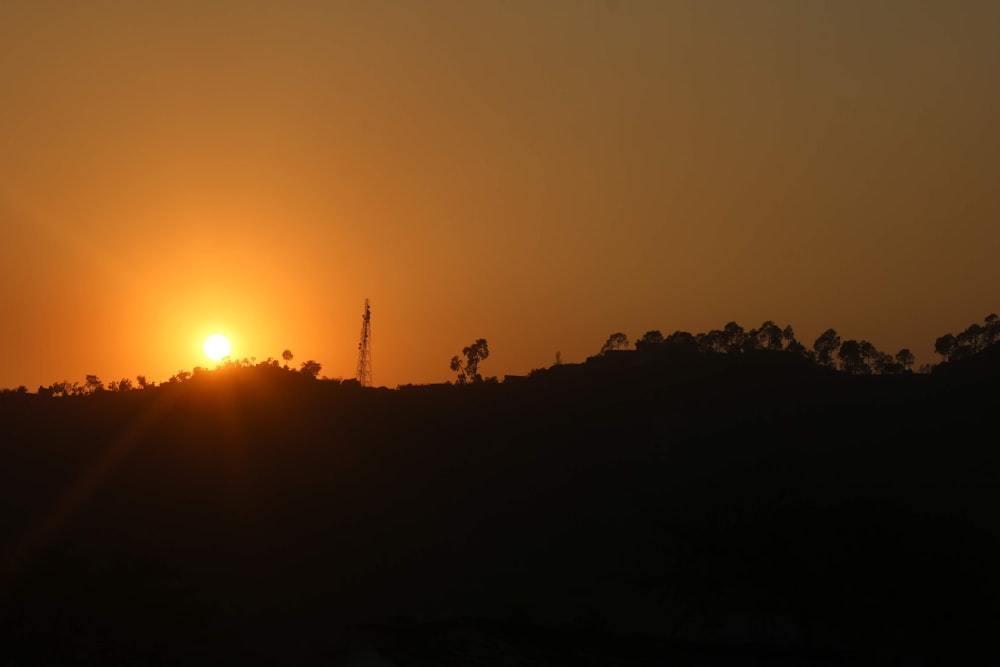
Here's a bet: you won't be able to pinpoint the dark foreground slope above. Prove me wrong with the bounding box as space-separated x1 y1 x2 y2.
1 351 999 665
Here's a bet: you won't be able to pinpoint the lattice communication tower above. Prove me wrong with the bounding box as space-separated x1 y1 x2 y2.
356 299 373 387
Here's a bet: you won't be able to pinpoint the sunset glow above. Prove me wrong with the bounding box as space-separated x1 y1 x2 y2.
0 1 997 390
1 3 998 660
203 334 232 362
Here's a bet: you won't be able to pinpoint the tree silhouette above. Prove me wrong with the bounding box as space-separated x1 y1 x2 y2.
756 321 784 350
722 321 746 353
84 375 104 394
698 328 724 353
955 325 985 360
450 338 490 384
895 348 915 373
299 360 322 378
53 381 78 397
934 334 956 362
665 330 698 349
282 349 294 368
814 329 841 367
781 325 805 354
783 324 809 357
601 332 629 354
109 378 133 392
859 340 878 372
169 370 192 384
838 340 866 375
449 356 463 383
986 313 1000 345
638 330 664 346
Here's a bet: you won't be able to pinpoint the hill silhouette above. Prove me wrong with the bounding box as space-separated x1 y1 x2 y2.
1 340 999 665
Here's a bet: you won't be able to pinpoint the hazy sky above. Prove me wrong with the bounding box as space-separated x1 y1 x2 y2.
2 0 998 389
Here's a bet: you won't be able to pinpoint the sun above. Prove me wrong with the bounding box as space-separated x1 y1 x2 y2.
203 334 232 362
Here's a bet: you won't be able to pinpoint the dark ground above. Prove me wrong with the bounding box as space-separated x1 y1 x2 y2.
2 348 999 665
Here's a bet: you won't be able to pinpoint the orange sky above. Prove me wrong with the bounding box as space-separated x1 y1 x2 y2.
2 1 998 389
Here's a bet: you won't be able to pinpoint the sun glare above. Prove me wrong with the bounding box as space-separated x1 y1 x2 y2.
203 334 232 362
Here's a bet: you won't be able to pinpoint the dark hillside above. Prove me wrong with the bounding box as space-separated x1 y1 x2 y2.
1 353 998 665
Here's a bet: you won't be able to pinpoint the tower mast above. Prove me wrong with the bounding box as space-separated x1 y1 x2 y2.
356 299 373 387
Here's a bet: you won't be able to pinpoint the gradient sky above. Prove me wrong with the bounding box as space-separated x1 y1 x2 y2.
2 0 998 389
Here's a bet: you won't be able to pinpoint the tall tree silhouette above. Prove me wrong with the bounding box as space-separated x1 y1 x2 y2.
450 339 490 384
895 348 915 372
722 321 746 353
838 340 866 375
756 321 784 350
934 334 956 362
814 329 841 367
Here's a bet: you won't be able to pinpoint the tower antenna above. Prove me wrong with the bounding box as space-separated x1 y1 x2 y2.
356 299 373 387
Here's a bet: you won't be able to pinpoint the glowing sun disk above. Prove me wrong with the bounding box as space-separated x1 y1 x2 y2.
203 334 232 361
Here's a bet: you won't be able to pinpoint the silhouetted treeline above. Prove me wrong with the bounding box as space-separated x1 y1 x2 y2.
578 312 996 380
5 313 997 396
934 312 1000 362
590 319 917 377
25 354 326 398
